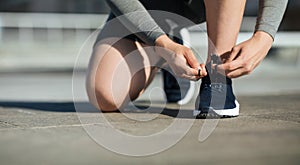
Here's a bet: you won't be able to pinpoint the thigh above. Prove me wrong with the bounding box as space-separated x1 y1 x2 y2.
87 37 163 109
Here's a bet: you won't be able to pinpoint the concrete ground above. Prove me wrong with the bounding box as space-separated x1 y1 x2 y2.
0 58 300 165
0 94 299 165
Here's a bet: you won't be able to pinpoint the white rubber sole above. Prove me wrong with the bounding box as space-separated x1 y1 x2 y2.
193 100 240 117
177 81 196 105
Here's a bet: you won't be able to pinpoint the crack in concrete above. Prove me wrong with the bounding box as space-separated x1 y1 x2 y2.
0 120 19 127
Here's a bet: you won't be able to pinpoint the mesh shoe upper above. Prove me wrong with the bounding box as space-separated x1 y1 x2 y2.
196 54 238 115
197 77 236 112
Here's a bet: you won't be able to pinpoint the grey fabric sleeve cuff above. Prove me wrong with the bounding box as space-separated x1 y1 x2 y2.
255 0 288 40
105 0 165 45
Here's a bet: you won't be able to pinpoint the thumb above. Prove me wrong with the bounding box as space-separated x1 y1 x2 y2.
199 64 207 77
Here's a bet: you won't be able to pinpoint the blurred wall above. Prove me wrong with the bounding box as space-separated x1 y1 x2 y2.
0 0 110 13
0 0 299 30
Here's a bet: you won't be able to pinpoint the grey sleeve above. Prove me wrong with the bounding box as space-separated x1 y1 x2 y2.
105 0 165 45
255 0 288 39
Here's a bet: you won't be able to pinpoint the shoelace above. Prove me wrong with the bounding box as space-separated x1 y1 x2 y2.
203 83 226 93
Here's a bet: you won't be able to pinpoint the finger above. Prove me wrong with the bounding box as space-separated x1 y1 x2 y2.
226 60 255 78
199 64 207 77
229 46 241 62
226 68 248 78
181 74 200 81
184 67 201 81
217 59 244 74
189 67 200 77
181 65 207 81
184 49 199 69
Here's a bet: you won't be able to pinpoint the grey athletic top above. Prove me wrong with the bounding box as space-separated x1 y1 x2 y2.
105 0 288 45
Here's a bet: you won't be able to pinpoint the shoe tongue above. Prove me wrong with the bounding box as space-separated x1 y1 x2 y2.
201 74 211 84
202 74 232 85
202 54 232 85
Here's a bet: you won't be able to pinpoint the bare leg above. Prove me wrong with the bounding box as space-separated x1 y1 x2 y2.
86 38 162 112
204 0 246 62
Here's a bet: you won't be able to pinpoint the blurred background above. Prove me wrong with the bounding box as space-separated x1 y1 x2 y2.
0 0 300 101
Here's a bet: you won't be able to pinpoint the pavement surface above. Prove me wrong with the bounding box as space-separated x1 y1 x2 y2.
0 94 299 165
0 65 300 165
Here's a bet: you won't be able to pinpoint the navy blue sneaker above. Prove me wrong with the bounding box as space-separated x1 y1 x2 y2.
194 55 239 118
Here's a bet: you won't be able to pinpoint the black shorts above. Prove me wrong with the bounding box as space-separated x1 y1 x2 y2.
95 0 206 44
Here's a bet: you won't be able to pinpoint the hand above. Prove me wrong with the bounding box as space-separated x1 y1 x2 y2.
218 31 273 78
155 35 207 80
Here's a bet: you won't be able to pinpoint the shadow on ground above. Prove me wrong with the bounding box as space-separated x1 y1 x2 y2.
0 101 197 119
